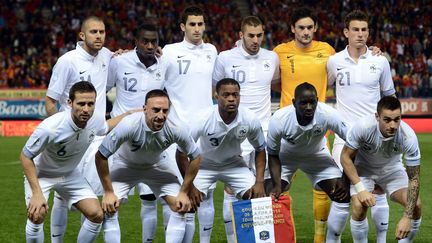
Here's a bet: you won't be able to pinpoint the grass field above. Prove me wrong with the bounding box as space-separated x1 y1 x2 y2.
0 134 431 242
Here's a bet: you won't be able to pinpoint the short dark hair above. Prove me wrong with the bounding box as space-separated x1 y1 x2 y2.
134 21 159 38
145 89 170 104
294 82 317 99
81 16 104 32
291 7 317 27
344 10 369 29
69 81 97 101
180 5 205 24
216 78 240 94
241 16 263 32
377 96 401 114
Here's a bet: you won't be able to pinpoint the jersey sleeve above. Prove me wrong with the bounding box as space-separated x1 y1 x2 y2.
266 112 284 155
379 57 396 96
174 126 200 160
324 105 349 140
326 56 337 87
98 118 134 158
344 124 364 150
212 54 226 87
46 56 73 100
271 52 281 82
106 56 119 91
22 123 53 159
402 124 421 166
246 117 266 152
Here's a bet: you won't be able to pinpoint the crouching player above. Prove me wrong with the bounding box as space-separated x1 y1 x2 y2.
341 96 421 243
267 82 350 217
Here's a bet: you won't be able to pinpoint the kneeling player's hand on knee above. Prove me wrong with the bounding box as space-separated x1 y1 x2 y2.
250 182 266 199
270 187 282 201
357 191 376 207
395 216 412 240
188 186 203 210
176 191 191 213
28 194 49 222
102 192 119 215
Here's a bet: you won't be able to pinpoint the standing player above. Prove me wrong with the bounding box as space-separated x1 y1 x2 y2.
106 22 168 243
162 5 217 241
44 16 114 243
326 10 396 243
341 96 421 243
182 78 266 214
272 8 335 241
21 82 131 243
211 16 279 243
95 90 201 243
267 82 350 224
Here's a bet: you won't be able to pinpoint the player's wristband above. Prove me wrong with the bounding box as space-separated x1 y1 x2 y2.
354 181 366 193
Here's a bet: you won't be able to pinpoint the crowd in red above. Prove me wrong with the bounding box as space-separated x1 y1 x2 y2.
1 0 431 97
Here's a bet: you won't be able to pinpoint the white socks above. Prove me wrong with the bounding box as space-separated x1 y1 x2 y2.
350 217 368 243
198 189 215 243
77 219 102 243
166 211 186 243
371 194 389 243
183 213 195 243
103 212 121 243
326 202 350 243
223 191 237 243
140 199 157 242
26 219 44 243
50 194 68 243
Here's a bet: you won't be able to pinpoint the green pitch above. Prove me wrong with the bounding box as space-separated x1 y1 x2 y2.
1 134 430 242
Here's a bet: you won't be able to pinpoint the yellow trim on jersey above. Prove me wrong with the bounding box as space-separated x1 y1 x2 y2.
274 40 335 107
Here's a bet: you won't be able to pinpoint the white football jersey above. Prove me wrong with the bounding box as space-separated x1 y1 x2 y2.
327 47 395 124
162 39 217 124
99 112 199 167
267 103 348 155
212 43 280 129
22 111 108 176
345 115 421 174
107 50 168 116
192 105 265 166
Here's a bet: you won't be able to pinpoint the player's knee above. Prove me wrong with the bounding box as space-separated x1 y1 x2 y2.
140 193 157 201
351 198 367 220
87 209 104 223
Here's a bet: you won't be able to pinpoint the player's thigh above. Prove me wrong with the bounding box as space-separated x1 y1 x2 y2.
220 166 255 198
142 161 182 199
24 176 55 207
332 134 345 170
298 151 342 188
74 198 103 222
194 167 218 197
379 169 409 199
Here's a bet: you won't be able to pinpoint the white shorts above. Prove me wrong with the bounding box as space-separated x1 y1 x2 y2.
137 182 153 195
350 168 408 197
77 135 111 195
332 134 345 170
194 161 255 198
24 169 97 209
277 147 342 187
110 158 181 201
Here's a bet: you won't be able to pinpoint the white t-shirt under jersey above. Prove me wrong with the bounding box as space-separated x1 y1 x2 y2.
162 39 217 125
22 111 108 176
327 47 395 124
107 50 168 116
212 43 280 130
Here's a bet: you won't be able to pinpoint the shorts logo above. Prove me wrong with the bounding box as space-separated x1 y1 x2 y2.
259 230 270 240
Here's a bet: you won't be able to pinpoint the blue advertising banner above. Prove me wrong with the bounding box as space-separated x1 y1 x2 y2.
0 99 47 119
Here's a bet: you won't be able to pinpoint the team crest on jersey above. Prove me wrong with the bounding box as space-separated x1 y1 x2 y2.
88 131 95 143
317 52 323 58
206 54 212 63
259 230 270 240
263 60 271 71
312 125 324 136
369 64 378 73
155 70 162 81
235 125 249 139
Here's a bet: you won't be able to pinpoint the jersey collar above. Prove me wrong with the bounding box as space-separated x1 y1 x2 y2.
182 38 204 50
215 105 242 128
343 45 371 62
142 113 163 134
238 40 260 59
66 110 83 132
132 48 159 71
76 41 97 61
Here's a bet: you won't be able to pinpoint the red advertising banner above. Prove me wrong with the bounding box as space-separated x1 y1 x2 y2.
0 120 41 137
400 98 432 116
